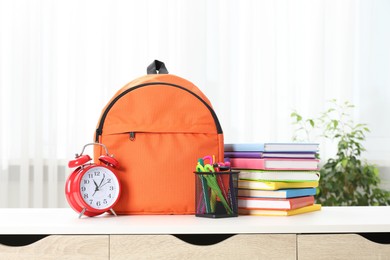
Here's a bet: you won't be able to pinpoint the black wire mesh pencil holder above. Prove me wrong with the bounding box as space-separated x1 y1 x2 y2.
194 170 239 218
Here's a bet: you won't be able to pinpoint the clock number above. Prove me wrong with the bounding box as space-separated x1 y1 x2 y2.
94 171 100 177
108 194 112 198
81 187 86 192
83 180 90 184
96 201 101 207
88 173 93 178
103 199 107 204
109 186 114 191
83 193 89 199
107 179 111 183
89 199 93 205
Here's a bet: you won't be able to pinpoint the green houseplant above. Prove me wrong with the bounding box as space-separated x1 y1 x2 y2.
291 100 390 206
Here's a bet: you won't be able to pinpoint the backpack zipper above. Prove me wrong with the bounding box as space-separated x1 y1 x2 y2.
95 82 223 142
129 132 135 141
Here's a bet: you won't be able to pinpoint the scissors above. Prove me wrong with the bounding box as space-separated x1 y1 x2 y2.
196 162 217 211
196 163 215 173
203 155 230 206
196 162 213 213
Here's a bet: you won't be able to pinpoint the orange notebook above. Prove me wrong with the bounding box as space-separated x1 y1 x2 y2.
239 204 322 216
238 196 314 210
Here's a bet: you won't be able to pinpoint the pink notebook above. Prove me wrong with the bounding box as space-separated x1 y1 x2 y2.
229 158 319 170
238 196 315 210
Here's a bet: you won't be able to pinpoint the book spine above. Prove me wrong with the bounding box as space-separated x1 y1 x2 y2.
224 143 265 152
230 158 265 170
289 196 315 209
225 152 264 158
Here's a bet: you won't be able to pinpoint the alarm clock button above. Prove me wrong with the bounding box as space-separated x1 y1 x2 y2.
68 155 92 168
99 155 119 168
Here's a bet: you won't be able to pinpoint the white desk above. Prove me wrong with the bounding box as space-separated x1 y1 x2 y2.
0 207 389 260
0 206 389 234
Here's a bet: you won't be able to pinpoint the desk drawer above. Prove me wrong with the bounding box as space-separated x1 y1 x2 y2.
298 234 390 260
110 234 296 260
0 235 109 260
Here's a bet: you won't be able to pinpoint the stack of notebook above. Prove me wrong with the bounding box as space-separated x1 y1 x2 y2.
225 142 322 216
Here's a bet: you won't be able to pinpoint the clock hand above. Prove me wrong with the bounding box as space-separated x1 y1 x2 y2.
93 180 99 190
92 180 99 197
98 174 105 188
99 181 111 189
92 174 106 197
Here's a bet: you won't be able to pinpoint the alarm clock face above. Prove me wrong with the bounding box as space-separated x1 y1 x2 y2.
79 166 120 210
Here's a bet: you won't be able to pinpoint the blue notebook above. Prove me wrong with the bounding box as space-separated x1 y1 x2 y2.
237 187 317 198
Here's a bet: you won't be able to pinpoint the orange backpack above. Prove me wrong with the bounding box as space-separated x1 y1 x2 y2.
93 61 224 214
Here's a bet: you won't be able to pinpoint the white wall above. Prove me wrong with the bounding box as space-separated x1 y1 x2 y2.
0 0 389 207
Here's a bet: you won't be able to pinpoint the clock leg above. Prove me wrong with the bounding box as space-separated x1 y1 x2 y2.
79 208 87 218
110 208 118 217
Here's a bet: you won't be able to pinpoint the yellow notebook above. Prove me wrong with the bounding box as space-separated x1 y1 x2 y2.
238 180 319 190
238 204 322 216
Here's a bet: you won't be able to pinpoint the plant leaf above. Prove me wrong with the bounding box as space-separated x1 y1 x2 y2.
332 120 339 129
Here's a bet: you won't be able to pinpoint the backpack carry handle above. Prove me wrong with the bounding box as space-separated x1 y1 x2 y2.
147 60 169 74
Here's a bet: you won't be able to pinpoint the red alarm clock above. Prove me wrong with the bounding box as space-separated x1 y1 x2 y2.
65 143 121 218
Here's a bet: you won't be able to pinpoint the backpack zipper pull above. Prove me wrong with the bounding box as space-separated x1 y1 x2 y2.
129 132 136 141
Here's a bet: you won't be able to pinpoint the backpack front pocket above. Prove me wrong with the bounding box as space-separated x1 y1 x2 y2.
101 131 221 214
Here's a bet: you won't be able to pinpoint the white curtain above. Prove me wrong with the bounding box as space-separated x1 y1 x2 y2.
1 0 389 207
